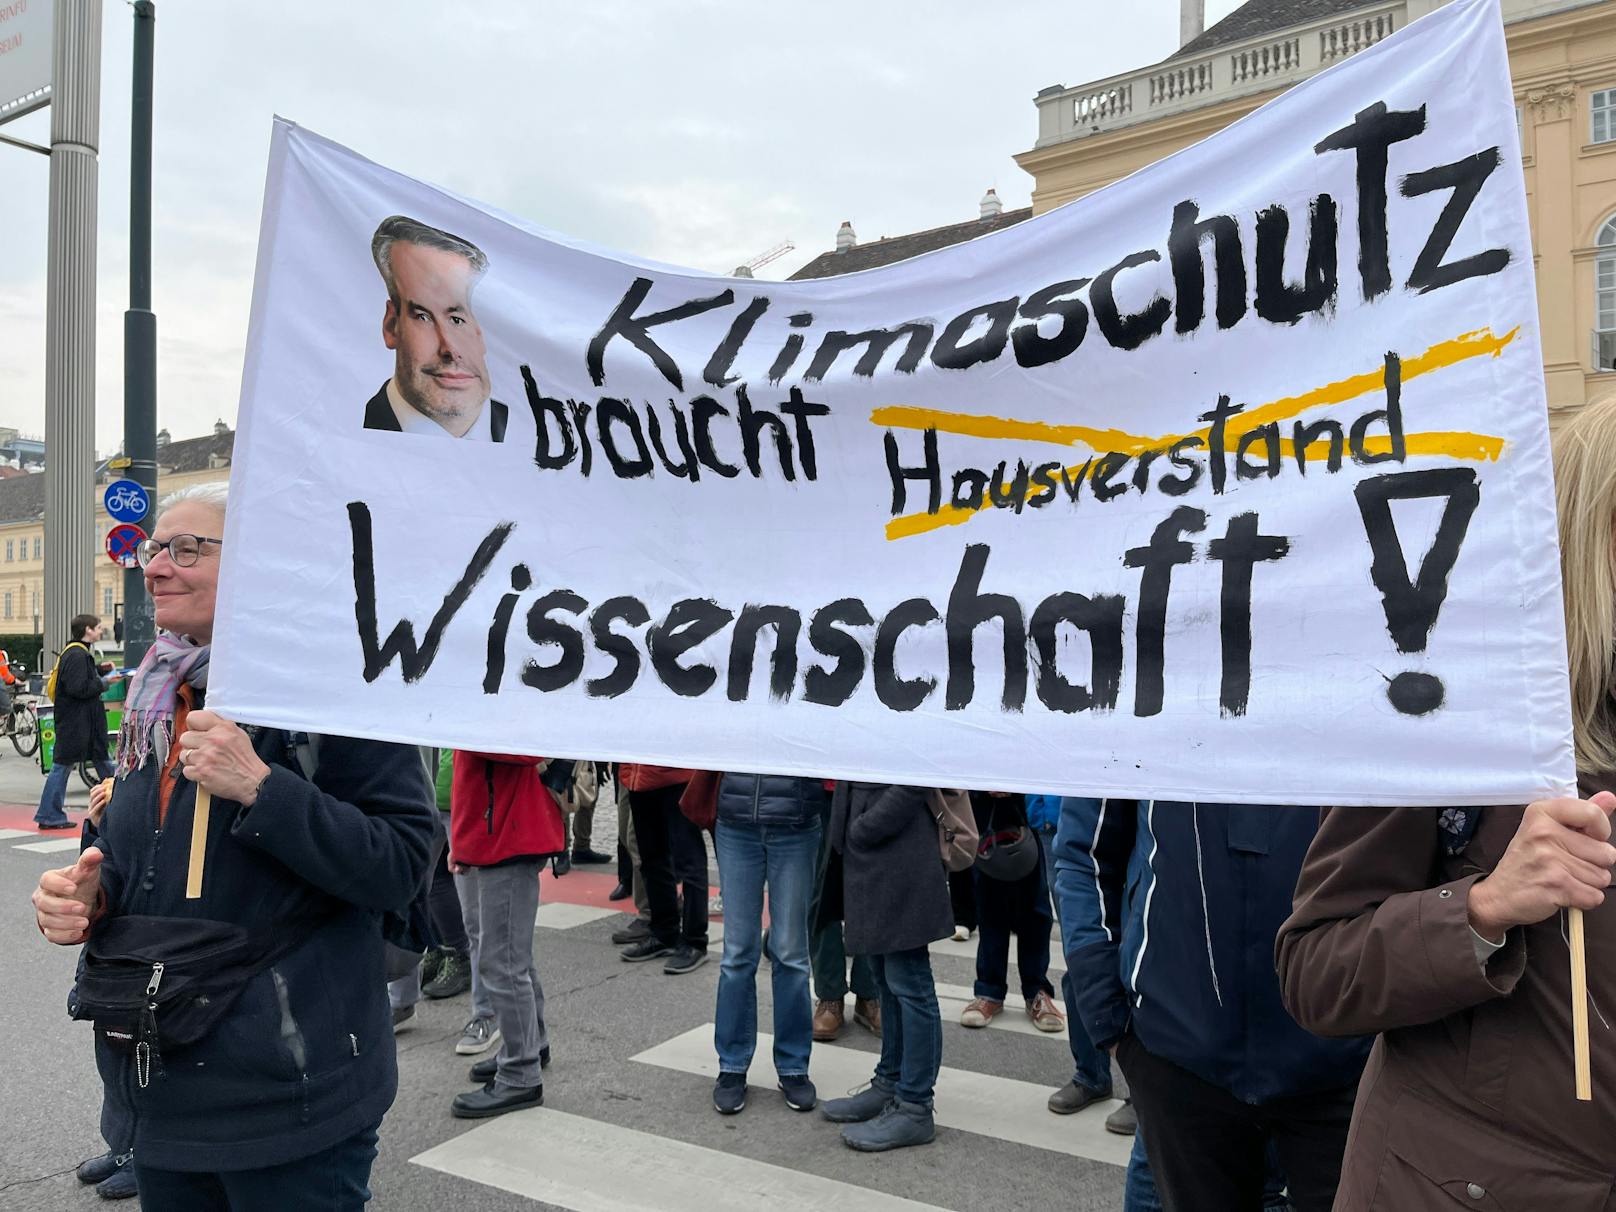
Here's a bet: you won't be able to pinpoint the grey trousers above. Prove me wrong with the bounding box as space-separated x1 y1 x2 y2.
456 862 549 1089
619 791 651 920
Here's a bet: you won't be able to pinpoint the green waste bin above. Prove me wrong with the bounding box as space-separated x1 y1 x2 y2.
39 706 122 775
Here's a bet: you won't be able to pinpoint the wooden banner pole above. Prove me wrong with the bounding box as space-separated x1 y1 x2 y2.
184 787 211 900
1571 905 1592 1101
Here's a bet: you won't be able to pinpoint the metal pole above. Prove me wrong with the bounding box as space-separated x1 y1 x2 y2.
122 0 157 667
43 0 102 665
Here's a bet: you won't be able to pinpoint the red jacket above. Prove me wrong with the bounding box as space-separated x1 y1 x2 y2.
449 750 565 867
618 764 695 792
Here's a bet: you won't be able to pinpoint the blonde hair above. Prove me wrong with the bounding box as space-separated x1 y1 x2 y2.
1554 396 1616 775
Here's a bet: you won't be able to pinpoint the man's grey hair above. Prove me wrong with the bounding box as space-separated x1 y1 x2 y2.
371 215 489 303
159 481 229 518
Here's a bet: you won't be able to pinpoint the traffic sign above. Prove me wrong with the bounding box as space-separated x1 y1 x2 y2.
103 478 150 524
106 524 147 569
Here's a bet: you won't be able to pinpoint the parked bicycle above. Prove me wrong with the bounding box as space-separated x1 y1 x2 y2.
1 663 40 758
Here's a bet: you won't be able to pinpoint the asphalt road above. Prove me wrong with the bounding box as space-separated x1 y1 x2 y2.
0 756 1128 1211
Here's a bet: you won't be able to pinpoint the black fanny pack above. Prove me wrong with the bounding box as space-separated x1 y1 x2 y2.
72 914 308 1088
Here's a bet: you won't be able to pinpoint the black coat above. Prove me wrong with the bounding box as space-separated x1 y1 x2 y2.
89 700 434 1172
830 782 953 956
49 643 107 764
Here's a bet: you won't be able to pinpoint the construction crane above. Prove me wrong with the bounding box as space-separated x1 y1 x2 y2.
731 240 795 278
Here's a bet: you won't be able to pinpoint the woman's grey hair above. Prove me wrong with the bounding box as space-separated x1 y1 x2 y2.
158 480 229 517
371 215 488 303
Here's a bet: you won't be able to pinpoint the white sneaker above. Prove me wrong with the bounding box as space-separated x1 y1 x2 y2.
455 1017 502 1056
951 924 972 942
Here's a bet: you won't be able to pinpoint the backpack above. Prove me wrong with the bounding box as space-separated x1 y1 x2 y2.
45 641 88 703
930 788 978 872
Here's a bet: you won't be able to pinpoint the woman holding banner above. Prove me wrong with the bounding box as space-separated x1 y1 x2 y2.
1276 398 1616 1210
30 481 436 1210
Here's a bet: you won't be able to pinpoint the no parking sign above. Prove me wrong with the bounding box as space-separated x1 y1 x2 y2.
105 524 147 568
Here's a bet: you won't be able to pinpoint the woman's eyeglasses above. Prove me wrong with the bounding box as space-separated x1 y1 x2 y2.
135 534 224 569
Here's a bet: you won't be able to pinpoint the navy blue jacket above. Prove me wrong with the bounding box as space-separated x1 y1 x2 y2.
1054 798 1370 1105
716 773 827 829
89 715 434 1172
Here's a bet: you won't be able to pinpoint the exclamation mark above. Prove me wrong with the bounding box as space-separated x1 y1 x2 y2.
1352 466 1482 715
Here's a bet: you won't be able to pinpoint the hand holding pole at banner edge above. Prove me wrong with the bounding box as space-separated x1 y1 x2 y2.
178 710 274 900
1465 792 1615 1101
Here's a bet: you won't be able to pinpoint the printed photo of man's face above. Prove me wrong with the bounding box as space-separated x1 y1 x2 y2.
366 216 501 441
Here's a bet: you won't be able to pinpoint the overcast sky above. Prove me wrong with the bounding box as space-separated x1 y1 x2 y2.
0 0 1244 450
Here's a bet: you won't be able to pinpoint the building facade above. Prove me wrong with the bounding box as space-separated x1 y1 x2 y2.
0 424 233 643
1014 0 1616 421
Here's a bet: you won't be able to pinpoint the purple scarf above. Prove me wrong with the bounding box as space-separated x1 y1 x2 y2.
115 633 210 778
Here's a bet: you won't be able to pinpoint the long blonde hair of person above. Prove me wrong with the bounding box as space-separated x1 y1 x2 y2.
1554 395 1616 776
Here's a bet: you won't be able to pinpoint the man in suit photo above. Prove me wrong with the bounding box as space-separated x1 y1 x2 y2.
363 214 508 441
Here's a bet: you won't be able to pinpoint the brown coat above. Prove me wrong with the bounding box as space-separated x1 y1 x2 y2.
1276 795 1616 1211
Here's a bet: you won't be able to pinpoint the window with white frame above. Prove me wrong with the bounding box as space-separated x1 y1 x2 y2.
1595 89 1616 144
1596 216 1616 370
32 537 40 560
4 593 12 620
103 585 113 615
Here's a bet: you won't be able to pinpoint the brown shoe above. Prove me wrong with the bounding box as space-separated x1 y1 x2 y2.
959 997 1004 1028
853 997 882 1037
812 998 845 1042
1026 990 1066 1033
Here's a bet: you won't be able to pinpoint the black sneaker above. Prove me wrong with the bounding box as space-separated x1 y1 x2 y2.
611 918 652 945
422 949 471 999
572 847 612 864
620 936 675 963
663 943 709 975
779 1075 818 1111
419 946 447 990
713 1072 747 1115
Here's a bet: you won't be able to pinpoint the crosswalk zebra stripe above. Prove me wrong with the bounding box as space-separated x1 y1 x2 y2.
410 1105 949 1211
929 930 1067 973
14 838 82 853
0 828 38 841
631 1024 1131 1167
536 902 619 929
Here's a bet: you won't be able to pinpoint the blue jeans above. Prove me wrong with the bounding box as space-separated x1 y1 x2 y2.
1126 1133 1164 1212
1036 825 1112 1093
870 947 942 1108
36 756 112 825
134 1123 379 1210
713 818 819 1078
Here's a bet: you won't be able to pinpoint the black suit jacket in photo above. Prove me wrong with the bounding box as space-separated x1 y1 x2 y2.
362 382 508 442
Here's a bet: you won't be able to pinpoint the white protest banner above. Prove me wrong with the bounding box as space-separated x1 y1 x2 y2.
211 0 1575 806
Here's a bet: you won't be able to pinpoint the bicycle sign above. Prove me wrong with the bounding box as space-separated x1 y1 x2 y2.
104 478 150 524
106 523 147 568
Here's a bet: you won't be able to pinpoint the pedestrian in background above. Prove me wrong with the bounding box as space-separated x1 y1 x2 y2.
1024 792 1117 1117
447 749 563 1118
618 764 709 973
820 782 951 1152
957 790 1068 1037
709 772 825 1115
808 786 882 1042
35 613 114 830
